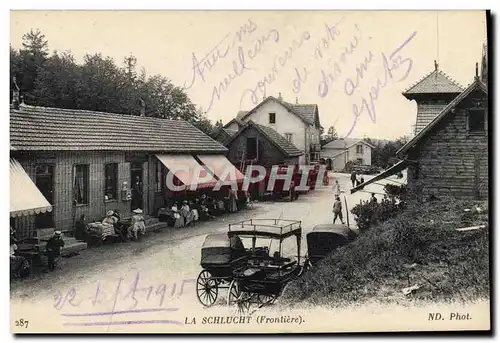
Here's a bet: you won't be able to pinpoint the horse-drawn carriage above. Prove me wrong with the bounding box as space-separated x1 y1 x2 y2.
196 218 357 312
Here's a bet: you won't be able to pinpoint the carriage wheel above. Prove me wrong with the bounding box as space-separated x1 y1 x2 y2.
196 270 218 307
257 294 278 308
227 280 253 314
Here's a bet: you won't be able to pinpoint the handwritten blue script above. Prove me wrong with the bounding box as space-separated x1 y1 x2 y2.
183 19 258 90
54 272 196 311
344 31 417 137
240 30 311 107
54 272 195 326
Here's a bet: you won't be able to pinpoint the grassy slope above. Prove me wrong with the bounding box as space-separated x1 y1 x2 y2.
283 199 490 307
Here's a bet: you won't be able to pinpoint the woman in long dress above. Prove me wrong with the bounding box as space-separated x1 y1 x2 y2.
172 205 184 228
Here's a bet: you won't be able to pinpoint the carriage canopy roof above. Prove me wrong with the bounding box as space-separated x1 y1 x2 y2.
228 219 302 239
202 233 244 249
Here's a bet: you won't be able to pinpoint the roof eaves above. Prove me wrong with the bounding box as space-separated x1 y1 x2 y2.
397 78 485 157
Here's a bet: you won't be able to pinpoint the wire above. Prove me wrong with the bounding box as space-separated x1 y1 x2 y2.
436 11 440 64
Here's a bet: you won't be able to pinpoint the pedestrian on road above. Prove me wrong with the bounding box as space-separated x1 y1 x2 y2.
333 180 341 197
350 170 357 188
333 196 345 224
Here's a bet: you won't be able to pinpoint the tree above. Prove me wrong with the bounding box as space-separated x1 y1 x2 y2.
320 125 338 146
363 137 408 168
11 30 215 135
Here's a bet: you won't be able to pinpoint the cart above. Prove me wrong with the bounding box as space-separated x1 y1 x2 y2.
225 219 306 313
304 224 358 267
196 233 249 307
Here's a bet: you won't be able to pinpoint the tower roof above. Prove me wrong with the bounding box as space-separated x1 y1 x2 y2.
403 64 464 98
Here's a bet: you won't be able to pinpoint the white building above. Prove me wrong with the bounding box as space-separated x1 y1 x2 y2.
225 94 321 165
321 138 374 171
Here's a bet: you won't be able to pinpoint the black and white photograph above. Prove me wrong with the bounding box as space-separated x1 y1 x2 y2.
8 9 490 333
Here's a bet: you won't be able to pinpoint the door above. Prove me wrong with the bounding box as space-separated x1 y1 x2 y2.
130 162 144 211
35 163 55 228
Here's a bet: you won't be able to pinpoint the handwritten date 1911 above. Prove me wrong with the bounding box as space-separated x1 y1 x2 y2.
53 272 195 311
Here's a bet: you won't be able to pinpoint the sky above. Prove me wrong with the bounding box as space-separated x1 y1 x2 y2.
10 10 487 140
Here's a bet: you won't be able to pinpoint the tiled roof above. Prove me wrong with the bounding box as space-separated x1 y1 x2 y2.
286 103 317 125
235 111 249 121
414 103 448 135
254 124 303 157
323 138 374 150
403 69 464 96
237 96 319 126
398 78 487 156
10 105 228 153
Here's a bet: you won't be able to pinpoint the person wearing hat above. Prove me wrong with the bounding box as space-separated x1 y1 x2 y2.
129 208 146 241
172 204 184 228
180 200 191 226
102 210 118 226
45 231 65 271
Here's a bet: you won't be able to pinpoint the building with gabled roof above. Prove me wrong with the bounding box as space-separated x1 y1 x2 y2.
10 103 236 238
403 61 465 136
321 138 374 171
351 63 488 200
227 94 321 164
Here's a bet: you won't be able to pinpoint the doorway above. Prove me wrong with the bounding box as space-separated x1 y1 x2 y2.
35 163 55 228
131 162 144 211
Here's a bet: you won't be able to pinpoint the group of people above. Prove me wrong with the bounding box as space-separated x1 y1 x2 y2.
76 207 147 244
10 227 65 277
350 171 365 188
161 190 248 228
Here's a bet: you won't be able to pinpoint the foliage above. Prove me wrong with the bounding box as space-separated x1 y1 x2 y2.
363 137 409 169
283 198 489 307
320 125 339 146
10 30 215 135
341 160 361 173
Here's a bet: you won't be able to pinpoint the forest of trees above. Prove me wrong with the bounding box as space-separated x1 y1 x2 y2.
10 29 214 134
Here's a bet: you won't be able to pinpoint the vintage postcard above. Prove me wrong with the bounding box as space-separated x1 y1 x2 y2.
9 9 490 334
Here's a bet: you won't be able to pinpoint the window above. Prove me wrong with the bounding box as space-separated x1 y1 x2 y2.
246 137 258 159
285 133 292 142
156 160 165 192
356 144 363 154
104 163 118 200
74 164 89 205
269 112 276 124
412 165 420 179
468 109 485 132
356 158 363 164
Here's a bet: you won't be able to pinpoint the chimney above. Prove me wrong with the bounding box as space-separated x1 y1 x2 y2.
434 60 438 71
296 97 299 104
139 98 145 116
475 62 479 79
278 92 283 101
11 77 20 110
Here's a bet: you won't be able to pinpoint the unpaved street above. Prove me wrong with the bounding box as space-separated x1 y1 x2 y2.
10 172 390 333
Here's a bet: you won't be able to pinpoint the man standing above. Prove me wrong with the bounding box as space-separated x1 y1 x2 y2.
45 231 65 271
350 170 357 188
333 180 341 197
333 196 345 224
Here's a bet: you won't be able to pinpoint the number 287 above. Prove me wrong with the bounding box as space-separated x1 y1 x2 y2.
15 319 29 328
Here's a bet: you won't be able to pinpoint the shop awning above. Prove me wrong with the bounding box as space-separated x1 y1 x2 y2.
156 154 217 190
350 160 410 194
196 155 246 183
10 158 52 217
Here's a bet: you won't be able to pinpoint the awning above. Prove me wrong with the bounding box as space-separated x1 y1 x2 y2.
156 154 217 190
197 155 246 183
10 158 52 217
350 160 410 194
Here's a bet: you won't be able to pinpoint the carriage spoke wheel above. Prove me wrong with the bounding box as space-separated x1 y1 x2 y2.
196 270 218 307
257 294 278 308
227 280 253 314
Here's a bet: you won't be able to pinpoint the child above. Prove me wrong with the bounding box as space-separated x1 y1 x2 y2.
333 180 341 197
